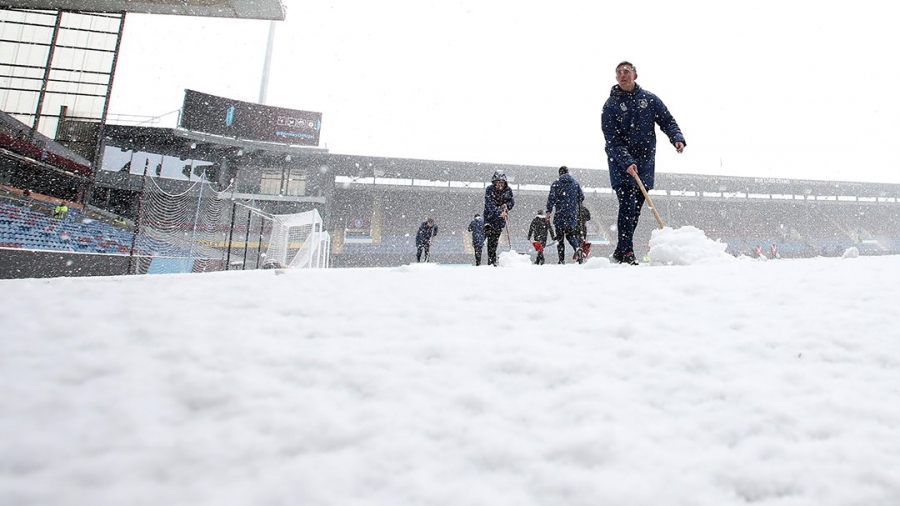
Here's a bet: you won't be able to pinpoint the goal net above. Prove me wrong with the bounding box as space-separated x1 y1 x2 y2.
132 176 231 274
263 209 331 269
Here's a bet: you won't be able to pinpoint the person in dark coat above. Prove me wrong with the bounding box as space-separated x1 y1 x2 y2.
578 203 591 243
467 213 486 266
527 210 555 265
602 61 685 265
415 218 438 262
483 170 515 266
546 166 585 264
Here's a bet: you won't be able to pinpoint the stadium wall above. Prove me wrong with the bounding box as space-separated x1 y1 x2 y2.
0 248 222 279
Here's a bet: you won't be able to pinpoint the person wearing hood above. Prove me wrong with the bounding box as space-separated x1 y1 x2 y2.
527 209 555 265
483 169 515 266
601 61 685 265
546 166 585 264
467 213 486 266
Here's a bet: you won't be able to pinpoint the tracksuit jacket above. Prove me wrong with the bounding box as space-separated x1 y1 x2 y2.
483 185 515 230
546 173 584 232
416 222 438 246
601 83 686 190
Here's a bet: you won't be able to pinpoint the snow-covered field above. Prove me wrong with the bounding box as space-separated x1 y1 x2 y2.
2 227 899 506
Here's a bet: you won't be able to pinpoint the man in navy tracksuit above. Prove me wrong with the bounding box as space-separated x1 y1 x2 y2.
415 218 438 262
546 166 585 264
602 61 686 265
483 170 515 266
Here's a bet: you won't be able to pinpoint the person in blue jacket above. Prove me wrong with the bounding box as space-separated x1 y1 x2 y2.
415 218 438 262
602 61 686 265
483 170 515 266
467 213 486 266
545 166 585 264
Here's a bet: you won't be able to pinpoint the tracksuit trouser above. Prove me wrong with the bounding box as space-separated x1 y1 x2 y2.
485 225 502 266
614 184 646 256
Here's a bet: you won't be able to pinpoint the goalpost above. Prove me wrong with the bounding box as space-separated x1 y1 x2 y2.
131 173 330 273
264 209 331 269
131 175 233 274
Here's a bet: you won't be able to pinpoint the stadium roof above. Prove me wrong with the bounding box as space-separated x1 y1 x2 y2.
101 124 327 161
325 154 900 200
94 124 900 201
0 0 285 20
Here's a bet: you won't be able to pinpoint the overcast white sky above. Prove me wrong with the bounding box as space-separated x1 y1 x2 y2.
108 0 900 184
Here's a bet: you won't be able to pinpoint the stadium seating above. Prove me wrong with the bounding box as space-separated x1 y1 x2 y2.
0 200 133 254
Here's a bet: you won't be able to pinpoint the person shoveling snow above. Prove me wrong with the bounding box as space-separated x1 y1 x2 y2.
527 210 555 265
546 166 586 264
483 170 515 267
601 60 686 265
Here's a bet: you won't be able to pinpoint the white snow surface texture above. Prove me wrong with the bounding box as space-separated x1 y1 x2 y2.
2 227 899 506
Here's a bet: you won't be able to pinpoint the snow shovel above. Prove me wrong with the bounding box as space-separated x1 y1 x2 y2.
632 172 665 229
503 212 512 251
503 213 512 251
575 206 591 259
572 241 591 261
533 239 559 252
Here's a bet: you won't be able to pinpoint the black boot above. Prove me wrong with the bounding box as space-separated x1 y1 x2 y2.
621 252 638 265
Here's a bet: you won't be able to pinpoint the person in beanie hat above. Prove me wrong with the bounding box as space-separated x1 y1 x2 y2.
578 202 591 244
483 169 515 266
467 213 486 266
576 202 593 260
415 218 438 262
546 166 585 264
527 209 555 265
602 61 685 265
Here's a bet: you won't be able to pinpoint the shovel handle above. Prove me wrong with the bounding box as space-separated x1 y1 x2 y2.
503 213 512 251
632 172 665 229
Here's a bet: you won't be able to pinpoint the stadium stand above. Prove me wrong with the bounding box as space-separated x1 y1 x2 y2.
0 198 132 254
0 196 211 260
328 176 900 266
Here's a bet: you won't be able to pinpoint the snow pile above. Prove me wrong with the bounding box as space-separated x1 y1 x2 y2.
583 256 612 269
498 249 533 267
647 226 733 265
842 246 860 258
393 262 440 272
